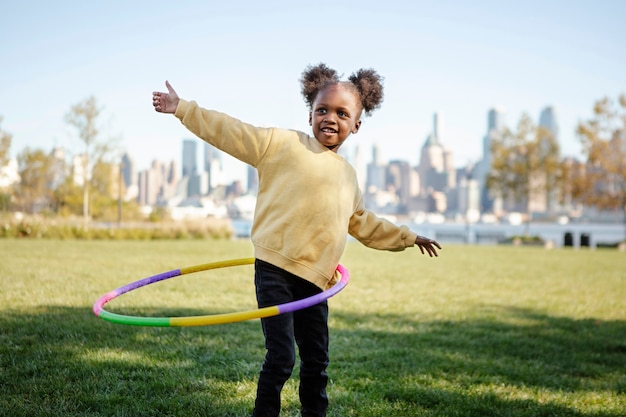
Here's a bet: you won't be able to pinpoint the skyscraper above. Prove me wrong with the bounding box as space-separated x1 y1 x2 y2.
539 106 558 139
476 107 506 212
366 143 386 191
538 106 560 214
418 112 454 196
121 153 136 190
484 107 506 160
182 139 197 177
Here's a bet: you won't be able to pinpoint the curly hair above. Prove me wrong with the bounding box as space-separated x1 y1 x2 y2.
299 63 384 116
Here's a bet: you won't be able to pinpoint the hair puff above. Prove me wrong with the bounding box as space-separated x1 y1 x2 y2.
348 68 384 116
300 63 339 109
299 63 384 117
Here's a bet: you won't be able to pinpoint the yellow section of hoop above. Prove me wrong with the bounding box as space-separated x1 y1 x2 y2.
179 257 255 275
169 305 280 326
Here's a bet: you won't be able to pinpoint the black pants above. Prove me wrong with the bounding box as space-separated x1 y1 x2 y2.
251 260 329 417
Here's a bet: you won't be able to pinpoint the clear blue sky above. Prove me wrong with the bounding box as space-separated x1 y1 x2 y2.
2 1 624 182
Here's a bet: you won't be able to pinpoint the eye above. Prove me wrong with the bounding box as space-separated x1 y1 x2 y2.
316 108 327 115
338 110 348 117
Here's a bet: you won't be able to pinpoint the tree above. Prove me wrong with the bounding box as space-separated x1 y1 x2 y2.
14 148 55 213
0 117 11 167
53 174 84 217
90 160 123 221
0 117 13 212
487 113 561 227
573 94 626 225
64 97 118 223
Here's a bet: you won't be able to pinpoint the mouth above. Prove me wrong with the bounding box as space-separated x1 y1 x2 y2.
321 127 338 134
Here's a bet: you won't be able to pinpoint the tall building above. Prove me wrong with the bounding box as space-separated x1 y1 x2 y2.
366 143 386 191
137 166 160 206
48 147 66 190
539 106 558 139
247 165 258 194
483 108 503 161
203 142 224 191
537 106 560 214
121 153 135 188
387 160 412 210
182 139 197 177
137 160 179 206
121 153 138 201
418 113 455 196
475 107 506 212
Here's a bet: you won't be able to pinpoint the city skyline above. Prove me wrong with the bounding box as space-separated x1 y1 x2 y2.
119 100 586 224
127 104 562 189
2 1 624 181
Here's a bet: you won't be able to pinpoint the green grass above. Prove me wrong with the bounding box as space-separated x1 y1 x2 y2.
1 239 624 416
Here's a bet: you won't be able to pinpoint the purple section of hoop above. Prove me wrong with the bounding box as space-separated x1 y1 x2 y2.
93 269 181 315
277 265 349 314
117 269 182 295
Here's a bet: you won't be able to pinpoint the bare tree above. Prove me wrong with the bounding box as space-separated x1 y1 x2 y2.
64 97 117 224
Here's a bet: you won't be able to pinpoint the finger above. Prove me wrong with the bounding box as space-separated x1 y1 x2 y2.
165 80 175 94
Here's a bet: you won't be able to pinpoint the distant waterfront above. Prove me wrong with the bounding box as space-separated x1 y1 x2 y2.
231 218 625 249
411 222 625 248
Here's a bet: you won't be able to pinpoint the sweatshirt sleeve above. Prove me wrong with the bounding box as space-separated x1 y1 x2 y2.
174 99 272 167
348 194 417 251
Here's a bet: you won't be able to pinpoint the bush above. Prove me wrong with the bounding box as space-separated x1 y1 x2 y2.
0 214 233 240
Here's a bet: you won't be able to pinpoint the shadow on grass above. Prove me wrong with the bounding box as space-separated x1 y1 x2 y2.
1 305 624 416
330 306 626 416
1 306 265 417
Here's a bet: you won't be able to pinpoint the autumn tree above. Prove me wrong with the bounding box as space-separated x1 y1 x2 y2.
572 94 626 225
487 113 561 228
0 117 11 168
0 117 13 211
14 148 56 213
90 159 123 221
64 97 118 223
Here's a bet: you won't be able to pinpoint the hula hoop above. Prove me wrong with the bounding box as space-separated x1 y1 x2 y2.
93 258 349 327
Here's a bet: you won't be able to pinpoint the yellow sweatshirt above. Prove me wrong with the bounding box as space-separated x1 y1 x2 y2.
175 99 418 289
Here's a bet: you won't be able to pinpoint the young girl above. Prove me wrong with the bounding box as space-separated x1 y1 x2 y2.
152 63 441 417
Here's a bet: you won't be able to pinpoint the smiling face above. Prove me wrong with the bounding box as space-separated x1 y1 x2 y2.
308 83 362 152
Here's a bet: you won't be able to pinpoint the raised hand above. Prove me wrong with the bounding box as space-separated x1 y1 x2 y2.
152 80 179 114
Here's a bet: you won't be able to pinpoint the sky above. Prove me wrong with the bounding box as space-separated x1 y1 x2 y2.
2 0 625 184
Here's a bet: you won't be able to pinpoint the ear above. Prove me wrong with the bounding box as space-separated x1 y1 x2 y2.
352 120 362 134
308 111 313 126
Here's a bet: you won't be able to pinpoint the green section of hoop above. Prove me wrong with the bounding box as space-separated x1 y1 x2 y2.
98 309 171 327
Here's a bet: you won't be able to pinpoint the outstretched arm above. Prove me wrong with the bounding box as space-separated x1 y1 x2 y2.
152 81 179 114
415 235 441 257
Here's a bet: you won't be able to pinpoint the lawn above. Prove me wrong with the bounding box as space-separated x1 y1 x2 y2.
1 239 624 416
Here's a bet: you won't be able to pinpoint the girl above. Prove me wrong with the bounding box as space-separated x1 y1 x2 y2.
152 63 441 417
